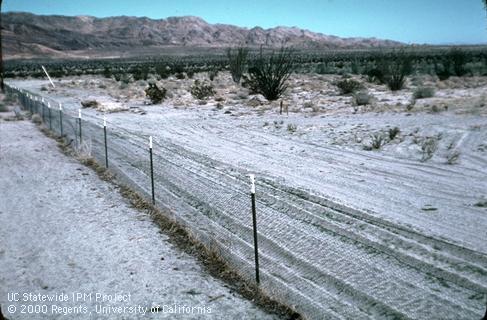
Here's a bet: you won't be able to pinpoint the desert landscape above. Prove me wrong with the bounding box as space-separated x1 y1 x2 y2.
1 3 487 320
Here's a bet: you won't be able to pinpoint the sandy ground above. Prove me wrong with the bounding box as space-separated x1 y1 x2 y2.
8 73 487 319
0 118 279 320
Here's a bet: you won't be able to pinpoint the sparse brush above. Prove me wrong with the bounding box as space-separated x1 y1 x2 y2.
186 69 195 79
81 100 99 108
353 91 372 105
227 47 249 84
413 86 435 99
31 114 42 124
336 79 362 95
446 150 460 164
449 47 468 77
75 140 92 161
145 83 167 104
246 47 294 101
370 132 385 149
103 66 112 78
389 127 400 140
155 64 170 79
379 49 413 91
287 123 297 132
421 137 438 161
191 80 215 100
208 69 219 81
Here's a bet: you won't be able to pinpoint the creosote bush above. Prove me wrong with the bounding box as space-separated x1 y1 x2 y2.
337 79 362 95
246 47 294 101
191 80 215 100
145 83 167 104
227 47 249 84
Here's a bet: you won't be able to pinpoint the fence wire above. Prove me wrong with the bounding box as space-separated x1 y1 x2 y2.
8 84 487 320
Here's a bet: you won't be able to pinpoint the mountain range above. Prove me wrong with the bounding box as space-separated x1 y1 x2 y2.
2 12 403 60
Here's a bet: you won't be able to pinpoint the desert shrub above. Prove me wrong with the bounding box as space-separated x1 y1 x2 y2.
446 150 460 164
421 137 438 161
379 50 413 91
434 61 451 81
353 91 371 105
287 123 297 132
366 67 385 84
145 83 167 104
191 80 215 100
336 79 362 94
208 69 219 81
103 66 112 78
227 47 249 84
370 133 385 149
175 72 185 80
449 48 467 77
32 114 42 124
0 103 8 112
81 100 99 108
155 64 170 79
413 86 435 99
388 127 400 140
132 66 149 81
246 47 294 101
315 63 329 75
186 69 195 79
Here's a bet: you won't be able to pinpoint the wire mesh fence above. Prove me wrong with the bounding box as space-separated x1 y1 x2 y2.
7 83 487 320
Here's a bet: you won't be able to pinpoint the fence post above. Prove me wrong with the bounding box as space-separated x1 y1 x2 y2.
59 103 63 136
249 174 260 284
149 136 155 205
103 116 108 168
48 102 52 130
78 109 82 145
41 98 45 123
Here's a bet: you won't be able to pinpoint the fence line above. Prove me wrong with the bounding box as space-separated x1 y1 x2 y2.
6 83 487 320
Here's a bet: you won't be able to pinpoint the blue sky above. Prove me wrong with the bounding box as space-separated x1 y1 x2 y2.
4 0 487 44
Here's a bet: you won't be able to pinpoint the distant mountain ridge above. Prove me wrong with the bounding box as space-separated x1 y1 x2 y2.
2 12 403 59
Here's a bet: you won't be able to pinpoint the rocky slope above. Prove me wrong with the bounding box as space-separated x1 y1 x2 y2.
2 12 402 59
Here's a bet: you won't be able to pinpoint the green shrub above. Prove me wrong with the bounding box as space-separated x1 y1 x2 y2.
156 64 170 79
0 103 8 112
246 47 294 101
191 80 215 100
145 83 167 104
388 127 400 140
208 69 219 81
449 48 467 77
337 79 362 95
413 86 435 99
379 50 413 91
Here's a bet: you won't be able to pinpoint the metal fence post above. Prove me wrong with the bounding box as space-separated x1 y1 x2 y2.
103 116 108 168
48 102 52 130
149 136 155 205
78 109 82 145
249 174 260 284
59 103 63 136
41 99 45 123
